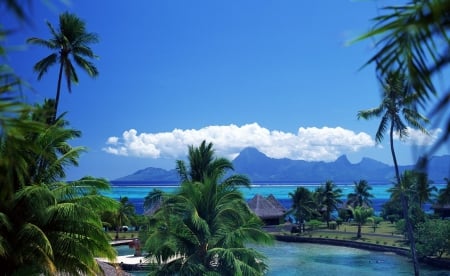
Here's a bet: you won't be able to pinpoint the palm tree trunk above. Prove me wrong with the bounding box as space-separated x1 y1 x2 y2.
357 224 362 239
53 60 64 123
390 124 420 276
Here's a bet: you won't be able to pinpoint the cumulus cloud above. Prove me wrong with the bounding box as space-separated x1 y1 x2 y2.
394 127 442 146
103 123 377 162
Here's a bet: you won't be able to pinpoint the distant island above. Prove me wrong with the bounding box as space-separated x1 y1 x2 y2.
113 147 450 184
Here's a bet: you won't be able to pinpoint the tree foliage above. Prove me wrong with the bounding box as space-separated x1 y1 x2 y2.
288 186 317 224
1 5 116 274
347 179 374 208
27 11 99 121
144 141 273 275
356 0 450 155
416 219 450 259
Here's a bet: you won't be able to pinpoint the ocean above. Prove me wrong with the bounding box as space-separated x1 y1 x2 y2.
106 181 446 215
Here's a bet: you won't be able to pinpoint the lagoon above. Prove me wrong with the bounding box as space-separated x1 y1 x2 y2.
116 241 450 275
105 182 446 214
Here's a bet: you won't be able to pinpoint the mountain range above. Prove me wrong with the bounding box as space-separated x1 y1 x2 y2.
113 147 450 184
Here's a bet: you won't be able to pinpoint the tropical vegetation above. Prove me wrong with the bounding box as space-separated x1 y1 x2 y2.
358 70 429 275
288 186 316 231
143 141 273 275
1 4 118 275
350 206 374 239
27 11 99 122
316 180 343 228
347 179 374 208
357 1 450 272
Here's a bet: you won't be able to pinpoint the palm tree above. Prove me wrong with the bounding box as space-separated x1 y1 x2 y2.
115 196 135 240
27 11 99 121
176 140 236 183
350 206 374 239
437 178 450 205
358 70 428 275
24 100 85 185
347 179 374 208
288 186 316 230
320 180 342 228
0 183 117 275
356 0 450 156
0 103 118 274
144 142 273 275
414 172 437 209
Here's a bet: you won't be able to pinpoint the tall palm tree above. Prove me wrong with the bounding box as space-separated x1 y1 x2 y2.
145 142 273 275
0 103 117 274
176 140 236 183
437 178 450 205
356 0 450 156
350 206 374 239
358 70 428 275
320 180 342 228
24 100 84 185
27 11 99 121
0 183 116 275
414 172 437 209
347 179 374 208
288 186 316 229
115 196 135 240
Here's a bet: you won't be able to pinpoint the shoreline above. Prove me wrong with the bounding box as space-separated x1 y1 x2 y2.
108 234 450 272
272 234 450 270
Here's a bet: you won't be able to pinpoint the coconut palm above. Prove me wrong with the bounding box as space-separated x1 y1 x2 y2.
145 142 273 275
288 186 316 229
358 70 428 275
176 140 236 183
350 206 374 239
146 176 272 275
414 172 437 209
27 11 99 121
356 0 450 156
23 100 85 185
437 178 450 205
0 103 117 274
388 170 417 204
320 180 342 227
0 183 116 275
115 196 135 240
347 179 374 208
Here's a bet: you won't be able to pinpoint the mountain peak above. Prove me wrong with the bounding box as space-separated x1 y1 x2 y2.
335 155 350 165
114 147 449 183
236 147 268 160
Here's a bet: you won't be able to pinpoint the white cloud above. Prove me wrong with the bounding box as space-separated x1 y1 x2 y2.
102 123 376 162
394 127 442 146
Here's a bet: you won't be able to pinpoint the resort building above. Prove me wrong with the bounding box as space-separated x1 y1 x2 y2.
247 194 286 225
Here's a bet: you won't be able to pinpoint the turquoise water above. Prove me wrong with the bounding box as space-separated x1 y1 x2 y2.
116 242 450 275
109 182 449 275
105 182 446 214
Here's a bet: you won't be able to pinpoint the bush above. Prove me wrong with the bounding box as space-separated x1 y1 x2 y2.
308 220 322 230
328 221 337 230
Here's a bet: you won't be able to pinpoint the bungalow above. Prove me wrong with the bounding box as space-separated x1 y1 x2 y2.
431 204 450 218
247 194 286 225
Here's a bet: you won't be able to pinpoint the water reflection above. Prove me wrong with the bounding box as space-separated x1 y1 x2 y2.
253 241 450 276
117 242 450 276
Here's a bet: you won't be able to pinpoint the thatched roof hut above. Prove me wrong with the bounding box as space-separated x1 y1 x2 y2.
431 204 450 218
247 194 286 225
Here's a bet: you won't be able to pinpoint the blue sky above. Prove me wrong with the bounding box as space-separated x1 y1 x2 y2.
4 0 448 181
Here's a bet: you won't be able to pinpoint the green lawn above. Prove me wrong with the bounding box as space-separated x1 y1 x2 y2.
274 221 409 248
108 231 140 240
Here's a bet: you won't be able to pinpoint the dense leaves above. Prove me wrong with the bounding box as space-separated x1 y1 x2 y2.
144 141 273 275
27 11 99 121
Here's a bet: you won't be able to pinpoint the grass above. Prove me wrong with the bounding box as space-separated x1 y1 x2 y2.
277 221 410 249
107 231 140 240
